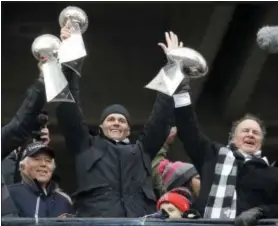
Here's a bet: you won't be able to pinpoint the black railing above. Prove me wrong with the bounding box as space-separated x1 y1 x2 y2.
2 218 278 226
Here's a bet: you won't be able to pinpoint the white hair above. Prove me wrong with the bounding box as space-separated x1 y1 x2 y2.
19 156 56 172
19 157 72 204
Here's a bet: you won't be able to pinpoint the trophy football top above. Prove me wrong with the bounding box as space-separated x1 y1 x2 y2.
31 34 61 60
59 6 88 34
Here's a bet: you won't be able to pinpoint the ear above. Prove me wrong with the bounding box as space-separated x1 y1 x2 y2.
19 162 25 171
228 131 235 144
127 126 131 137
230 135 236 144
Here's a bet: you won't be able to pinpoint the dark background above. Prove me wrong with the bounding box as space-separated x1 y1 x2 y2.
2 1 278 193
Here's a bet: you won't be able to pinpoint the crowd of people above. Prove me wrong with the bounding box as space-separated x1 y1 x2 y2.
1 23 278 226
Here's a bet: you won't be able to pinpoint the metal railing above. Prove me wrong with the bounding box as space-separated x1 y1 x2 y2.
2 218 278 226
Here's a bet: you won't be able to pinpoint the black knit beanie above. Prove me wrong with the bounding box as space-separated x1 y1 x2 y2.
100 104 130 125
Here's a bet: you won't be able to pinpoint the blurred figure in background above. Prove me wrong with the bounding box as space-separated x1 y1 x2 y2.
151 126 177 198
158 160 200 199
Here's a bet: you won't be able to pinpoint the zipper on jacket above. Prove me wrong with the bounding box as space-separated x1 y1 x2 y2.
34 196 41 224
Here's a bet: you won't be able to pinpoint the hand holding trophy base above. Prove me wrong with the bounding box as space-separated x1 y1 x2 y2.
145 31 208 96
58 6 88 64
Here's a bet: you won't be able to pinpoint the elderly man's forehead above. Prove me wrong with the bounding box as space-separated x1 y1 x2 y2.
236 119 262 131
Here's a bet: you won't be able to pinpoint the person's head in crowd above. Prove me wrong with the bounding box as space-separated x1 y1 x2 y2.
157 188 191 218
19 142 55 188
165 126 177 145
229 114 266 155
158 159 200 197
99 104 131 141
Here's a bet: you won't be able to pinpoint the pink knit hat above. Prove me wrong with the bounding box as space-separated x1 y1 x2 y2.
158 159 198 190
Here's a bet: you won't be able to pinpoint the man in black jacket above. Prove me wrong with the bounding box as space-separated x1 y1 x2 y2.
169 33 278 226
56 24 175 217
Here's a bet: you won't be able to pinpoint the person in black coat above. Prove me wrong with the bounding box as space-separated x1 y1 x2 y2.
170 33 278 226
1 76 46 159
55 24 175 217
7 142 73 218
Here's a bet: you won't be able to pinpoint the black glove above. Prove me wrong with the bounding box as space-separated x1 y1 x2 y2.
235 207 264 226
144 209 169 219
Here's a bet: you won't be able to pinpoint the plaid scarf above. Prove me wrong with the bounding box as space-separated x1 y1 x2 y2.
203 145 267 219
203 146 237 219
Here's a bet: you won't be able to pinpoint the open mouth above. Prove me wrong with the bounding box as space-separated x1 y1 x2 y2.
244 140 255 146
37 170 48 175
110 129 121 133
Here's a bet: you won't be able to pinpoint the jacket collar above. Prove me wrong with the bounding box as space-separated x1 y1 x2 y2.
98 127 130 145
228 143 269 165
21 173 58 196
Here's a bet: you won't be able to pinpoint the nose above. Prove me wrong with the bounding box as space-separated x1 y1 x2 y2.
39 159 47 166
112 121 120 127
248 130 255 136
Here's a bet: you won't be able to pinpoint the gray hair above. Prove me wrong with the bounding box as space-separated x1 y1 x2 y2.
228 113 266 143
19 157 56 172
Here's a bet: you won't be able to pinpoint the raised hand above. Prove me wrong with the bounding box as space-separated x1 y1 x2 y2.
60 20 72 41
40 127 50 145
158 31 183 55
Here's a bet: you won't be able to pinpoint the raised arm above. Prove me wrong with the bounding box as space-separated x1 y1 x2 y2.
137 92 174 160
56 60 91 154
158 30 219 173
137 31 183 160
174 92 220 173
56 24 91 155
1 77 45 159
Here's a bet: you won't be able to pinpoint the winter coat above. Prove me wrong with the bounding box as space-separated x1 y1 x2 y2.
56 64 174 217
175 104 278 218
7 175 73 218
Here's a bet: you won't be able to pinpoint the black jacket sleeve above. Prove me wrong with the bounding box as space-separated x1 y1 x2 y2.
1 79 45 159
260 204 278 218
56 62 91 155
174 104 220 173
1 177 18 217
137 93 174 160
259 166 278 218
1 151 18 185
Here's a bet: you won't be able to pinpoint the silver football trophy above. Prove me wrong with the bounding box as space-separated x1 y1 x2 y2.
145 47 208 96
58 6 88 64
32 34 74 103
